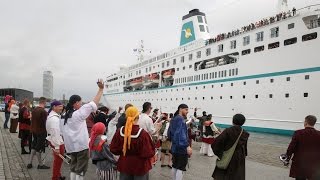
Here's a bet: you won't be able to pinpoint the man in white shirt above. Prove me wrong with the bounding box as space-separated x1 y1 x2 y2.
46 101 65 180
62 79 104 180
138 102 155 135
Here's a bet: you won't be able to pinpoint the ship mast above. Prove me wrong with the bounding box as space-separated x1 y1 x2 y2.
133 40 145 63
277 0 288 13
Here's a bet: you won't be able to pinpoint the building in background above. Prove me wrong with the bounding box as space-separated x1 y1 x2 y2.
43 71 53 100
0 88 34 103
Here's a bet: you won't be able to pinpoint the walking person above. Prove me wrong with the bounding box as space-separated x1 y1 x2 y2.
168 104 192 180
138 102 156 135
46 101 66 180
9 100 19 133
110 106 155 180
106 107 122 144
27 97 50 169
4 98 14 129
285 115 320 180
160 113 172 168
90 122 117 180
62 79 104 180
19 99 32 154
211 114 249 180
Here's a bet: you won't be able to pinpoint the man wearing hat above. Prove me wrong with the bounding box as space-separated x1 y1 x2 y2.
46 101 66 180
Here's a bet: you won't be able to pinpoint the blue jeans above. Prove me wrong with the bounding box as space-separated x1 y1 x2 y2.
4 113 10 128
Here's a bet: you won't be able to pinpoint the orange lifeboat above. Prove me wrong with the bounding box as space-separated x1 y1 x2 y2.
162 69 174 79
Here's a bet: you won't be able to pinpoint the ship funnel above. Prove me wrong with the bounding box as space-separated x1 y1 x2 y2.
179 9 210 46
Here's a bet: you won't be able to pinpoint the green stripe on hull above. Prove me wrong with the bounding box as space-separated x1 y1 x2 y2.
215 123 294 136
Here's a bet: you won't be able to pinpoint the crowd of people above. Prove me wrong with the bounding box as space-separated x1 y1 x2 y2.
206 7 297 45
2 75 320 180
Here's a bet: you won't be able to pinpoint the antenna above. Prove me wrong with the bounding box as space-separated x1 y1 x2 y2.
133 40 152 62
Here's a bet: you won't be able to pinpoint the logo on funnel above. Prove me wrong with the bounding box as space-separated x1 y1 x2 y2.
183 28 193 39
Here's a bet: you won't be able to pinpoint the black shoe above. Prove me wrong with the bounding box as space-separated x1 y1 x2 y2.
37 165 50 169
168 165 173 169
161 165 166 168
59 176 66 180
27 164 32 169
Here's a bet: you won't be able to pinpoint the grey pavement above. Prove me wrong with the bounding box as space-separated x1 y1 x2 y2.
1 112 293 180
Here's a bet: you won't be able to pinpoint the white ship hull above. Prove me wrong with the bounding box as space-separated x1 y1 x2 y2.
104 6 320 135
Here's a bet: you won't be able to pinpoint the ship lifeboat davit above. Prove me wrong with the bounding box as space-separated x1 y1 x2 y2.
144 73 160 87
130 77 143 88
162 69 174 79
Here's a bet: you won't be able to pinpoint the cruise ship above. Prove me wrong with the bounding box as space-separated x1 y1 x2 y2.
104 2 320 135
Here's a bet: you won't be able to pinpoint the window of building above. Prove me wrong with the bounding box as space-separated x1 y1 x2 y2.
206 48 211 56
286 77 291 81
284 37 297 46
199 25 205 32
230 40 236 49
197 16 203 23
271 27 279 38
243 36 250 46
304 93 309 97
269 94 273 98
305 75 310 80
309 18 320 29
285 93 289 98
256 31 264 42
189 54 193 60
268 42 280 49
254 45 265 53
302 32 317 42
197 51 201 58
218 44 224 52
173 59 176 65
181 56 185 63
288 23 295 29
242 49 251 55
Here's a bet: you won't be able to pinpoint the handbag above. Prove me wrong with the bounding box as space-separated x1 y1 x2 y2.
216 128 243 170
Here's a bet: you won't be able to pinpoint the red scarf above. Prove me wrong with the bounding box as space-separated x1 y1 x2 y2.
89 122 106 151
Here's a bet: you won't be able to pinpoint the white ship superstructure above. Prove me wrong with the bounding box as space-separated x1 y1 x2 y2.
104 4 320 135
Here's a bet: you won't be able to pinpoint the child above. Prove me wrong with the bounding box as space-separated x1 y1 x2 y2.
90 122 117 180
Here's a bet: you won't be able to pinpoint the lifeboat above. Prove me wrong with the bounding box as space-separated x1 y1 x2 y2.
162 69 175 79
144 73 160 87
130 77 143 88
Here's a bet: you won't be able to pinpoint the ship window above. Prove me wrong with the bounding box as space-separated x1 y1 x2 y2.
188 97 190 100
203 86 205 89
218 71 221 78
197 51 201 58
254 45 264 53
189 65 192 69
270 27 279 38
212 85 214 88
203 97 205 100
211 96 213 100
215 72 217 78
182 98 184 101
229 69 231 76
243 81 247 85
181 56 185 63
220 96 222 99
255 95 259 99
167 61 170 67
256 31 264 42
221 84 223 87
230 40 236 49
197 16 203 23
230 96 233 99
232 69 235 76
199 25 205 32
235 68 238 75
270 79 274 83
204 16 207 24
206 48 211 56
302 32 317 42
305 75 310 80
243 36 250 46
304 93 309 97
149 67 151 71
146 68 148 73
189 54 193 60
189 87 191 90
183 66 186 70
177 68 179 71
206 26 209 33
242 95 246 99
256 80 259 84
195 97 198 100
242 49 251 55
162 62 165 68
286 77 291 81
285 93 289 98
268 42 280 49
284 37 297 46
173 59 176 65
269 94 273 98
231 83 234 86
288 23 295 29
196 87 198 89
218 44 224 52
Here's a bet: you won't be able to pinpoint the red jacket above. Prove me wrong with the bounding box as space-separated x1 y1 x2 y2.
110 125 155 176
287 127 320 179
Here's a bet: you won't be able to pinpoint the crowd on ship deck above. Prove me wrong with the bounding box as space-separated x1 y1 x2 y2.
2 74 320 180
206 7 297 45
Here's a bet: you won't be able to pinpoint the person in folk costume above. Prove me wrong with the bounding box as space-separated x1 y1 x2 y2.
160 113 173 168
110 106 155 180
19 99 32 154
9 100 19 133
90 122 117 180
200 114 220 157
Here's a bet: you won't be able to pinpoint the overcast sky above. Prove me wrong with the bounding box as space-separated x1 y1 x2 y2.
0 0 318 101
